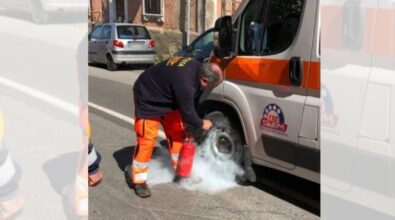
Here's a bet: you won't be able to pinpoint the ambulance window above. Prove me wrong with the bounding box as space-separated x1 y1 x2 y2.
261 0 304 55
238 0 266 55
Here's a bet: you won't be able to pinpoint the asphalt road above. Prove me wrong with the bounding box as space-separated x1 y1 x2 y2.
88 64 320 220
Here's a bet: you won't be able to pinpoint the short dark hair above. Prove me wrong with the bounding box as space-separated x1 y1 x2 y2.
199 63 222 85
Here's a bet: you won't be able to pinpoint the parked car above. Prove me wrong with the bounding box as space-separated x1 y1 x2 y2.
175 28 214 62
88 23 156 71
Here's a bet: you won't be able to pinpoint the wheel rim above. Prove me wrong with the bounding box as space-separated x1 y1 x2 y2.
213 130 235 160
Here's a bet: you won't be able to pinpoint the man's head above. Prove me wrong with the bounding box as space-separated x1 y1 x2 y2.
199 63 224 90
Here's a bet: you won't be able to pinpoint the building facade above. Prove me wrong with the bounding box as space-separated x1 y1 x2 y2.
89 0 243 59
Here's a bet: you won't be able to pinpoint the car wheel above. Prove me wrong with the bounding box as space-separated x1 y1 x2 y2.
204 111 254 184
31 0 49 24
106 55 118 71
203 111 243 163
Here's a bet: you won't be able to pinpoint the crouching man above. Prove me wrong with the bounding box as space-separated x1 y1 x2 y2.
131 56 223 198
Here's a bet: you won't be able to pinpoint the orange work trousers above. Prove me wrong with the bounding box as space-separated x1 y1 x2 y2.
131 111 185 184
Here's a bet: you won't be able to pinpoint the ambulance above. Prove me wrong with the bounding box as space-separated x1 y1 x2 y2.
200 0 321 183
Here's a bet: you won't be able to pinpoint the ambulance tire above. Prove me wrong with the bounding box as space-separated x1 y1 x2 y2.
204 111 243 165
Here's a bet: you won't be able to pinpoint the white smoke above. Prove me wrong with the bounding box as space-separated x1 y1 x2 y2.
147 129 245 193
146 146 174 185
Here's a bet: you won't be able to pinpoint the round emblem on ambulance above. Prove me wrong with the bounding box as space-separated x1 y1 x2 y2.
260 104 288 132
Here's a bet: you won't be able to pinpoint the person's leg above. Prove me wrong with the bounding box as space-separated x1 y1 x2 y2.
88 140 103 187
131 117 159 197
161 111 185 170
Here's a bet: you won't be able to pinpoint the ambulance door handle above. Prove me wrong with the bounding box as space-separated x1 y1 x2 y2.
289 57 303 87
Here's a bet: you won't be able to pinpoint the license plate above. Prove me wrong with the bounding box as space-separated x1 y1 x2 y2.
128 41 145 49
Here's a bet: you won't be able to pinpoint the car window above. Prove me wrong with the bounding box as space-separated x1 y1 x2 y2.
90 25 103 40
192 30 214 50
101 25 112 39
117 26 151 39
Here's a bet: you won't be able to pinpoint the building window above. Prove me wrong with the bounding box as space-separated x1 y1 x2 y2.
145 0 160 14
143 0 164 22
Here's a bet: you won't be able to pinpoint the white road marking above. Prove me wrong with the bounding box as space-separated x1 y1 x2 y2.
88 102 167 139
0 76 79 115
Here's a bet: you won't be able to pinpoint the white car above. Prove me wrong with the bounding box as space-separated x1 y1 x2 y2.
88 23 156 71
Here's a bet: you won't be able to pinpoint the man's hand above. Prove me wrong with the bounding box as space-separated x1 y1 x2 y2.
202 119 213 131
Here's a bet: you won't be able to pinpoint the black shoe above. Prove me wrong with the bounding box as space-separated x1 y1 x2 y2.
133 182 151 198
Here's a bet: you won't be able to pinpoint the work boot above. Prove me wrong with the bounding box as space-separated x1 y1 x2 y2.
133 182 151 198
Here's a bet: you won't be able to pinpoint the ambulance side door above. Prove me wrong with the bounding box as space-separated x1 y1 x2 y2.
224 0 317 169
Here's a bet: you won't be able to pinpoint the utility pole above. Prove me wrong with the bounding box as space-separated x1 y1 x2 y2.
109 0 116 22
221 0 226 16
124 0 128 23
186 0 190 45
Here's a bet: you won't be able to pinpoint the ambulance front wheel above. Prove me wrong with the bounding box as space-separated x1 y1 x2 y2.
204 111 243 164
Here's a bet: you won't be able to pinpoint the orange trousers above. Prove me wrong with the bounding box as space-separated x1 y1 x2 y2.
132 111 185 184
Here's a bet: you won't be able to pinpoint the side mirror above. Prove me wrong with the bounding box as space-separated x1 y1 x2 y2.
88 34 91 41
213 16 233 58
289 57 303 86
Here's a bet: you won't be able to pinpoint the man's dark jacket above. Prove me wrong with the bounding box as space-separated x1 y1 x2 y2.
133 56 203 129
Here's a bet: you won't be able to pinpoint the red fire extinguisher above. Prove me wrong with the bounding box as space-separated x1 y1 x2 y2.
176 133 196 178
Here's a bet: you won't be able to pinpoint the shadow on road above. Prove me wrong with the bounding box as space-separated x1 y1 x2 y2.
252 165 320 216
112 146 135 173
112 146 135 189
